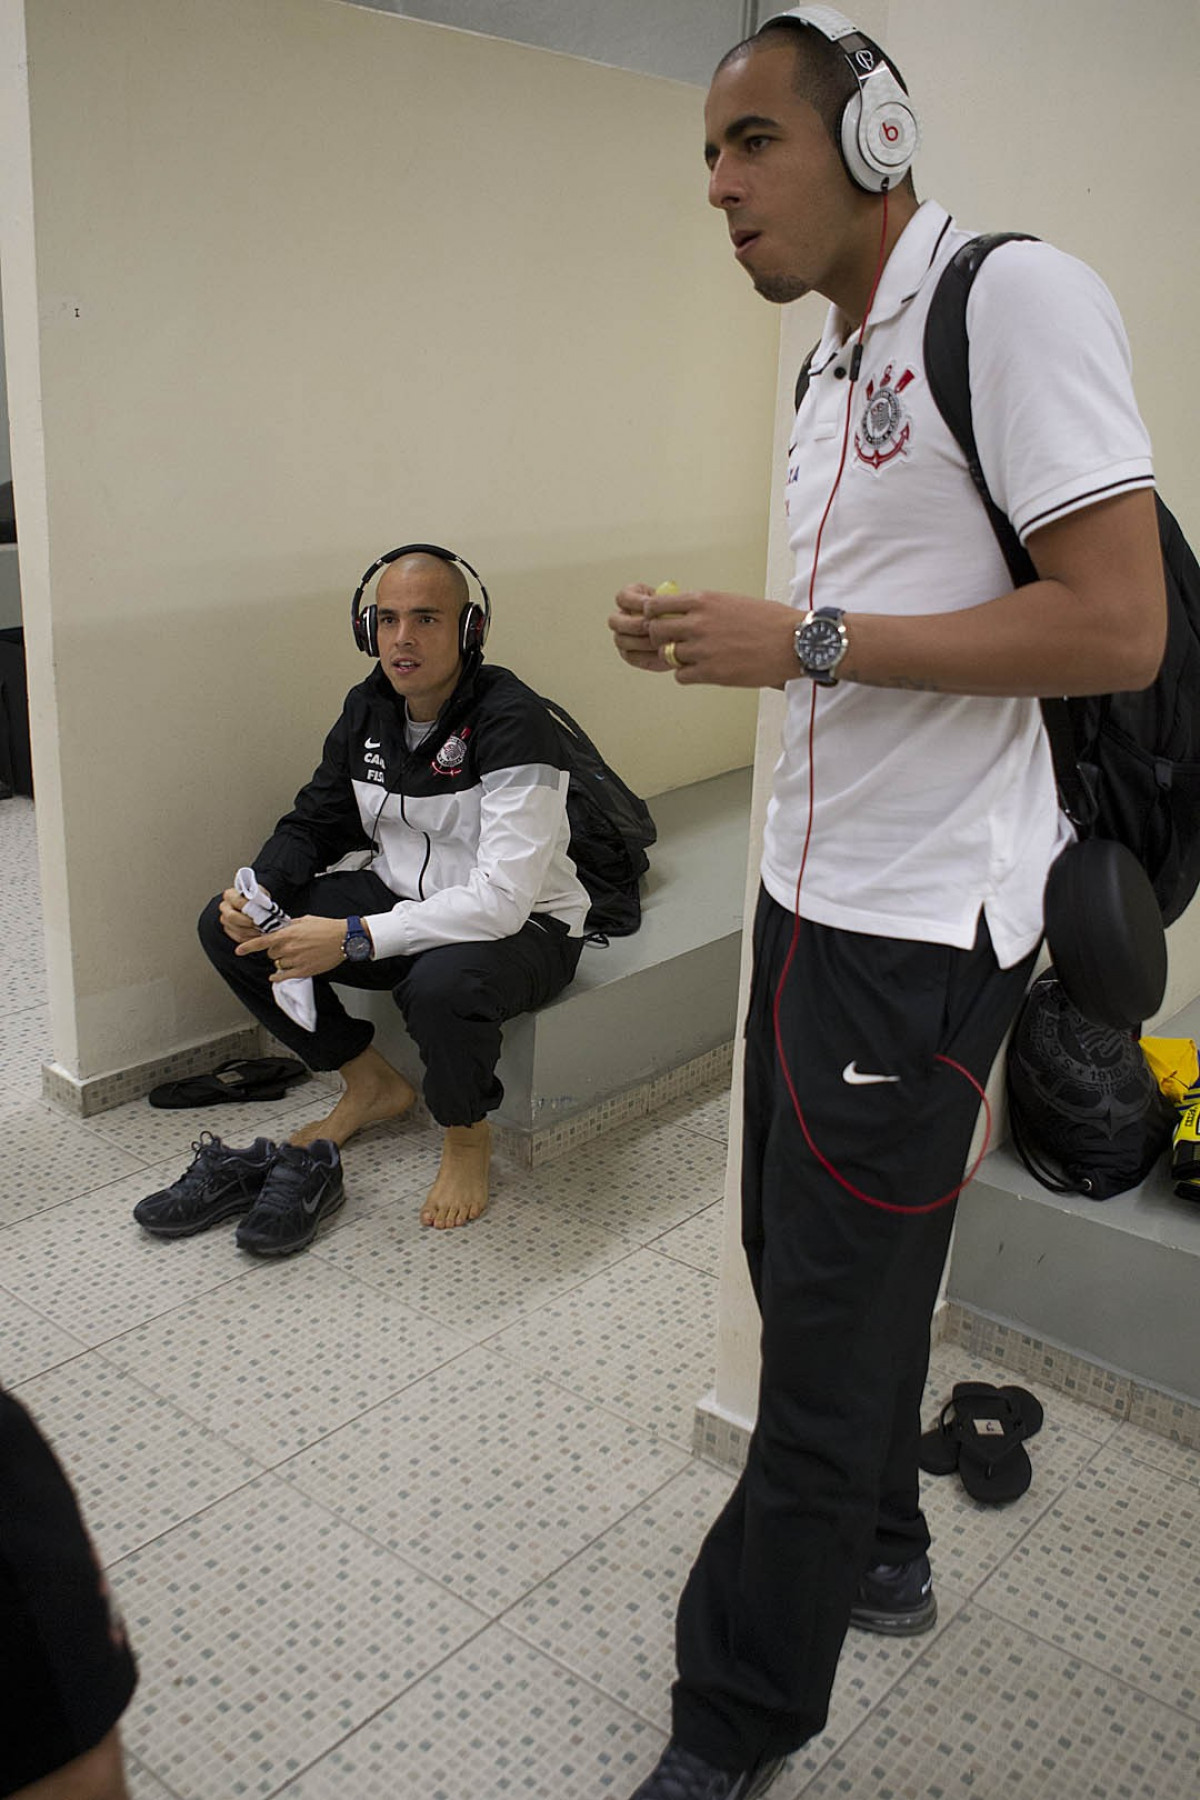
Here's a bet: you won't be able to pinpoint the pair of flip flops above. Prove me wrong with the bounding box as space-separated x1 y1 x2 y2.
148 1057 308 1110
919 1381 1044 1504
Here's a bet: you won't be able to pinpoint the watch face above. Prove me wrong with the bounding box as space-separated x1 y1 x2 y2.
345 931 371 962
801 618 845 672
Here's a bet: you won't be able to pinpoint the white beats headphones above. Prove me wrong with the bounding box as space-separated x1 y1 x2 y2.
762 6 920 193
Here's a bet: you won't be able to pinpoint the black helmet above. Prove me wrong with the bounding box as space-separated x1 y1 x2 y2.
1006 969 1172 1200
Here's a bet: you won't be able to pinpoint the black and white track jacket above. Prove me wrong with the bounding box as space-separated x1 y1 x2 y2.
253 661 590 959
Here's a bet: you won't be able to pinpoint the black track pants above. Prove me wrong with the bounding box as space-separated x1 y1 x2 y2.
671 889 1036 1771
1 1388 137 1795
198 870 582 1127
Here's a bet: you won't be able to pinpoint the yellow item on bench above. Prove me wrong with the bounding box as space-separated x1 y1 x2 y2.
1172 1083 1200 1196
1139 1035 1199 1104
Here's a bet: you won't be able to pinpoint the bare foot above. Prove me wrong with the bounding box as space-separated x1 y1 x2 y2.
421 1122 490 1229
290 1047 416 1149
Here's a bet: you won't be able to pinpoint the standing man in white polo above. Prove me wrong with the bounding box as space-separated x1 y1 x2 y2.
609 10 1164 1797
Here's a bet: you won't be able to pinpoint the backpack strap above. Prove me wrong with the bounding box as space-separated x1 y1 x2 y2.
922 233 1097 831
922 235 1038 586
794 345 819 414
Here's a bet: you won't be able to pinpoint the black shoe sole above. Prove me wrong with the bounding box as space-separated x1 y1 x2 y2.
742 1756 787 1799
848 1591 937 1636
134 1193 259 1239
631 1751 786 1800
235 1185 346 1257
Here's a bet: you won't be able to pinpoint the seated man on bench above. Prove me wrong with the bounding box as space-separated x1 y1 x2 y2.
135 544 589 1251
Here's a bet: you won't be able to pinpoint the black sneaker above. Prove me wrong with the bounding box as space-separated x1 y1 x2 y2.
849 1552 937 1636
628 1743 785 1799
234 1140 345 1257
133 1133 277 1238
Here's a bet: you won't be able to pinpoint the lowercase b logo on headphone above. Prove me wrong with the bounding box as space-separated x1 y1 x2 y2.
763 6 920 192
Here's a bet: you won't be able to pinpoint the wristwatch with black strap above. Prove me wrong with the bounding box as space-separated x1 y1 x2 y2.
794 606 849 686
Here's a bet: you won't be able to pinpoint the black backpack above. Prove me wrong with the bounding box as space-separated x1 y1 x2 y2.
1006 969 1173 1199
922 234 1200 928
539 696 656 938
792 236 1200 927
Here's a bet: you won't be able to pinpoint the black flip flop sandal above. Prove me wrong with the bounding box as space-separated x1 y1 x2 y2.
919 1381 1044 1504
918 1381 999 1476
147 1057 308 1109
954 1383 1043 1505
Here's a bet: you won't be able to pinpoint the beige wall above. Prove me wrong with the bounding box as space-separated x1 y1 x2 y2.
0 0 779 1080
711 0 1200 1428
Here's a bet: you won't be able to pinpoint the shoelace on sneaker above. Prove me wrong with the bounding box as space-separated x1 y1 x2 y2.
248 1144 325 1214
174 1131 234 1188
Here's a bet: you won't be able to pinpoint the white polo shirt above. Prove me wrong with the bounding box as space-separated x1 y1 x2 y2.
761 201 1155 968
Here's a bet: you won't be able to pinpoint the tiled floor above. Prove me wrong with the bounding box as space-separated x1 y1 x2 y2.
1 793 1198 1799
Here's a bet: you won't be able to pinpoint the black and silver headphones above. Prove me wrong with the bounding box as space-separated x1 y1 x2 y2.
762 6 919 193
349 541 492 661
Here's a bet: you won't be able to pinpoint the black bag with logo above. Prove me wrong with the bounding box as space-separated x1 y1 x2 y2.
538 696 656 938
1006 970 1173 1200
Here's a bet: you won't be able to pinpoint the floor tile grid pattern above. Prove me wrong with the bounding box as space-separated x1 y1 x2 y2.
942 1298 1200 1450
0 795 1196 1798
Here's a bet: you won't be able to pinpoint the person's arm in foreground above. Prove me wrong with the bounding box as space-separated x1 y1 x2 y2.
609 488 1165 699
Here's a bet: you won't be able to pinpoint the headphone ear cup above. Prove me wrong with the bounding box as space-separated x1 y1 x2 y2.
839 89 868 188
839 83 918 191
459 603 486 658
356 603 378 658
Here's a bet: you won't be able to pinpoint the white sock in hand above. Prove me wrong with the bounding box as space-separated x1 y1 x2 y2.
234 868 318 1032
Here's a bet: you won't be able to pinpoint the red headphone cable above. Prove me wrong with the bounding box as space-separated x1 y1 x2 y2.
772 187 991 1216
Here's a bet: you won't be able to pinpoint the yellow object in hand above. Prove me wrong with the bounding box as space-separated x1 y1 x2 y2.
655 581 681 596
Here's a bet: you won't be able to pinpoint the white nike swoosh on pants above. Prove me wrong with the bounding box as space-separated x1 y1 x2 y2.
842 1062 901 1085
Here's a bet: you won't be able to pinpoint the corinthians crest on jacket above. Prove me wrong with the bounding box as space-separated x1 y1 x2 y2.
433 729 470 776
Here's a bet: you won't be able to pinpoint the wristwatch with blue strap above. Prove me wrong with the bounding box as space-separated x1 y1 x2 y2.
342 916 373 962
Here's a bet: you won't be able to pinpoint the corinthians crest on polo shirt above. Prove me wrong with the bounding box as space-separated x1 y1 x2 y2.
854 362 918 474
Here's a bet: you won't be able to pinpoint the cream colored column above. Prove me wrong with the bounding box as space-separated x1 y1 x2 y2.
693 285 825 1458
0 0 78 1077
693 685 785 1457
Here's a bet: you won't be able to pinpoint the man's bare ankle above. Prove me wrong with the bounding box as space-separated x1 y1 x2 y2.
339 1045 408 1091
15 1729 130 1800
420 1121 491 1228
289 1062 416 1149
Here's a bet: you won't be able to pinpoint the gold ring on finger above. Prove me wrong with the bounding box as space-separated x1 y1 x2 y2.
663 641 680 670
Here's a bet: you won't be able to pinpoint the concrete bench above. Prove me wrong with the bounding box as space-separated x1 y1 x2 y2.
341 766 752 1163
946 985 1200 1405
